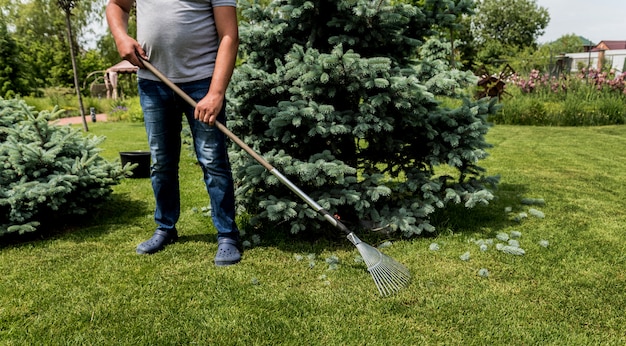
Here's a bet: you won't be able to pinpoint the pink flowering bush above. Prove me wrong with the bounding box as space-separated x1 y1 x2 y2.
577 68 626 94
491 68 626 126
510 69 568 95
510 68 626 97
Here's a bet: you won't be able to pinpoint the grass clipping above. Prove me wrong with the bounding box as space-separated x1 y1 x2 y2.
429 196 551 278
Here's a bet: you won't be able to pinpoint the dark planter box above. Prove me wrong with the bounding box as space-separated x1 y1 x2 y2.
120 151 151 178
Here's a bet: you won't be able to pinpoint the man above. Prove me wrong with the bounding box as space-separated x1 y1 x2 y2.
106 0 242 266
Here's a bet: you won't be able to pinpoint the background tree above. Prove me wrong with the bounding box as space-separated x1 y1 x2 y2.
415 0 476 68
229 0 499 237
471 0 549 67
58 0 89 131
546 34 585 55
503 34 588 75
454 10 478 69
0 0 105 95
0 16 26 98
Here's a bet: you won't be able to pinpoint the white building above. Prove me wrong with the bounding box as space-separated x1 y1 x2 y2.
565 50 626 73
564 41 626 73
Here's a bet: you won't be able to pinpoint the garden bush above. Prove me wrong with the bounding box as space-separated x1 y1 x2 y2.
494 68 626 126
229 0 499 237
106 97 143 122
0 98 131 236
23 95 118 121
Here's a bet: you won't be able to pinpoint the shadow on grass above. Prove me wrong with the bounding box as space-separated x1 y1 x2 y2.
0 193 150 249
238 183 531 257
1 183 529 256
429 183 530 237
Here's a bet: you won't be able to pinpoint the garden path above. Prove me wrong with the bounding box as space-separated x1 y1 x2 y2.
50 114 108 125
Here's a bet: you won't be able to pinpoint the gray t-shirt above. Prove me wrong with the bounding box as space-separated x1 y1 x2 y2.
136 0 237 83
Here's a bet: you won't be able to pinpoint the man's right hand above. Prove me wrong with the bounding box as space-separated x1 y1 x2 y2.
106 0 147 68
116 36 148 68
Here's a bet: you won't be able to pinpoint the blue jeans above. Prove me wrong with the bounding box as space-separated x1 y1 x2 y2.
138 78 239 240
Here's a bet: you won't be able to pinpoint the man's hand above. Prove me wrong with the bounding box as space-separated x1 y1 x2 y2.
117 36 148 68
194 93 224 126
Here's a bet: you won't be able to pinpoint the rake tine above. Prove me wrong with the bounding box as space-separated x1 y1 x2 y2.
372 266 400 297
380 260 410 294
370 267 386 296
379 267 404 296
383 263 411 284
350 234 411 296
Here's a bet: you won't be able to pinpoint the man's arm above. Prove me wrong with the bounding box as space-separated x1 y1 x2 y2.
105 0 147 66
194 6 239 125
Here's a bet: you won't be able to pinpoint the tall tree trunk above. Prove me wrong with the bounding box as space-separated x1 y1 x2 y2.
63 8 88 132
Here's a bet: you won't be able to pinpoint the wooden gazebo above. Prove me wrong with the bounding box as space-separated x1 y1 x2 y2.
105 60 138 99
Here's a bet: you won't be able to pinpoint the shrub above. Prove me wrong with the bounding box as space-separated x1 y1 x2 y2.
494 68 626 126
491 96 547 125
23 96 118 121
229 1 499 237
598 96 626 124
107 97 143 122
0 98 132 236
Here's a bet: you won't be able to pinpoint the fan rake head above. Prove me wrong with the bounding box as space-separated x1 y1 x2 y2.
347 233 411 297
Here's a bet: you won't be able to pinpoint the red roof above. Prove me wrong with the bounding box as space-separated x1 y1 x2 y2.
591 40 626 51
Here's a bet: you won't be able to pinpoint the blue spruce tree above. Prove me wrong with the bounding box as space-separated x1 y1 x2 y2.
0 98 130 236
229 0 499 237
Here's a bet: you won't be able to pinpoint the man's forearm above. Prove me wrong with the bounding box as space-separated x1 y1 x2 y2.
106 1 131 43
106 0 146 65
210 36 239 97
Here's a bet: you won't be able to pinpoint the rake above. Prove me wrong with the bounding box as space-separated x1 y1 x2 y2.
140 58 411 297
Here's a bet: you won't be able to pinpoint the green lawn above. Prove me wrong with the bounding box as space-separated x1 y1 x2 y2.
1 122 625 345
